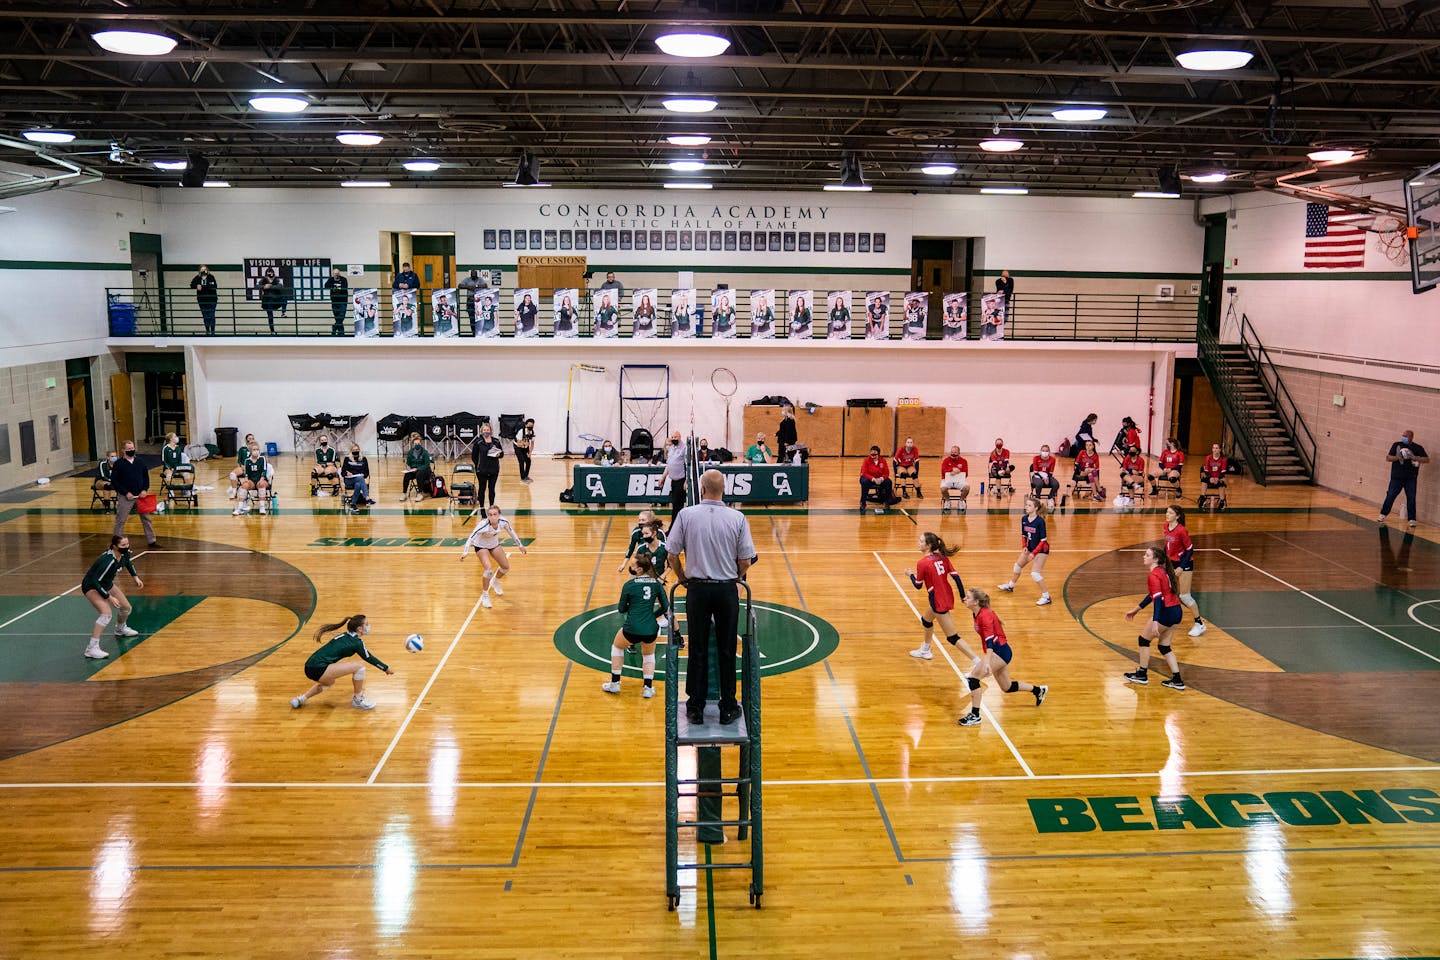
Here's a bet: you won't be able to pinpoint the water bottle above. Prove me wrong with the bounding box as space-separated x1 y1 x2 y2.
979 481 986 496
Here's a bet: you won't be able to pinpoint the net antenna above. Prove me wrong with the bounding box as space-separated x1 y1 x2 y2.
562 362 607 458
711 367 738 451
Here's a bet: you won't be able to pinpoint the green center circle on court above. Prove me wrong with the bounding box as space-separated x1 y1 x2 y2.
553 599 839 680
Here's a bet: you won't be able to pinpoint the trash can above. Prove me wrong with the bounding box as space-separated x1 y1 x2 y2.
214 427 239 458
108 302 137 335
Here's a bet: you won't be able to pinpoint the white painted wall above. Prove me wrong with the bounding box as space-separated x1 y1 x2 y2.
1203 183 1436 371
186 339 1176 461
0 176 159 367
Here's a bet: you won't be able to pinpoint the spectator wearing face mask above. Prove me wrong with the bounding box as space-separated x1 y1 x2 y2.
110 440 161 549
594 440 621 466
1380 429 1429 529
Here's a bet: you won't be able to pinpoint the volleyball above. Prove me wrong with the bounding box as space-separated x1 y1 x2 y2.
404 633 424 653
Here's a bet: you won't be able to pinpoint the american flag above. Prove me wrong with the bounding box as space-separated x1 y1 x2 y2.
1304 202 1367 268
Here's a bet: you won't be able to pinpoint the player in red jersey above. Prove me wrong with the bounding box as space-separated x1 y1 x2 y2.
956 588 1047 727
998 496 1052 605
939 445 970 508
1029 444 1060 507
907 532 966 660
1123 546 1186 690
1072 439 1103 501
1149 438 1185 495
1123 419 1142 451
860 445 902 511
988 438 1014 485
893 436 922 498
1163 504 1208 636
1119 445 1147 497
1200 442 1228 507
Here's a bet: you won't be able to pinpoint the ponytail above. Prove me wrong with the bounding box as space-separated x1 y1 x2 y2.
1147 548 1179 595
922 532 960 557
314 613 366 642
631 553 655 577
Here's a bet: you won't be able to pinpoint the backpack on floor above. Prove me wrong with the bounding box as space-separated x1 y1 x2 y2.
429 475 447 498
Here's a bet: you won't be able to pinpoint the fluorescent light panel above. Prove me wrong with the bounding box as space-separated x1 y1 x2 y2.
202 181 231 187
341 180 390 188
823 184 872 192
336 132 384 146
979 139 1024 153
662 97 718 114
153 160 188 170
248 95 309 113
1133 191 1180 198
1051 108 1107 122
1307 148 1357 163
664 182 713 189
667 134 712 146
921 163 959 176
1176 49 1254 70
402 160 441 172
22 130 76 144
980 187 1029 195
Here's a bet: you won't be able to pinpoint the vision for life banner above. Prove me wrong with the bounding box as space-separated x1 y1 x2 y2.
392 288 419 337
431 289 460 338
942 293 968 341
352 289 379 338
981 292 1007 341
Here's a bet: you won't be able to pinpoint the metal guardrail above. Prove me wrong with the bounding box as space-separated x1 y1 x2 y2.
105 287 1201 343
1239 314 1317 480
1196 318 1270 480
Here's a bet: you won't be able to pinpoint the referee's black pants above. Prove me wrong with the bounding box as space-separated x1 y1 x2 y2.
684 579 740 710
669 477 687 521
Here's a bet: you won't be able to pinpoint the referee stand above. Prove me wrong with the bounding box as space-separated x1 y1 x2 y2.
665 438 764 910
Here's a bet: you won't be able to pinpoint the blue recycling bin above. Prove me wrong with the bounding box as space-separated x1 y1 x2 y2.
108 302 137 335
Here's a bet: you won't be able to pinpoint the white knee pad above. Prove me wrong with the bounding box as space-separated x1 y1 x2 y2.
1013 564 1023 576
1180 593 1196 607
354 665 366 680
95 613 112 627
611 645 625 660
642 654 656 672
1030 570 1045 584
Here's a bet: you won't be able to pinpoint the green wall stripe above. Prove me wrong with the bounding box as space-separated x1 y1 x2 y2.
1224 271 1411 281
0 259 130 271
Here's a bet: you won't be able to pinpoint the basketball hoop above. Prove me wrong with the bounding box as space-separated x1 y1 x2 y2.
1376 216 1410 265
711 367 737 450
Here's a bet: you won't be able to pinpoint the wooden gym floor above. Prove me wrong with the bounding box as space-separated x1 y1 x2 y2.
0 453 1437 959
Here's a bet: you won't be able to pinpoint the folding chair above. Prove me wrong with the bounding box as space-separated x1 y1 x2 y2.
90 480 118 513
893 459 921 499
452 462 478 508
164 463 199 509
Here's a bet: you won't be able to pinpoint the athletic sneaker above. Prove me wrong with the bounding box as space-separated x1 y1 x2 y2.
1161 677 1187 691
227 487 236 499
114 625 139 638
642 685 656 699
258 500 268 515
233 504 245 516
958 712 982 726
84 644 109 660
1410 520 1418 529
909 647 933 660
1377 514 1387 523
351 695 376 710
1123 670 1149 685
1034 684 1048 707
602 681 621 694
997 582 1015 592
1188 621 1208 637
491 582 504 597
480 593 493 609
290 696 306 709
1036 594 1052 606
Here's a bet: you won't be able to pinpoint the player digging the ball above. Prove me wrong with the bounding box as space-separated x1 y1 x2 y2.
290 613 394 711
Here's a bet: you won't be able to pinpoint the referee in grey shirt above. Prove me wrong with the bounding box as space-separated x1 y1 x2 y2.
668 469 755 725
664 430 687 522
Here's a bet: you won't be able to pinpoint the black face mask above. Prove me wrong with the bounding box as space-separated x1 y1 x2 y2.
125 451 135 458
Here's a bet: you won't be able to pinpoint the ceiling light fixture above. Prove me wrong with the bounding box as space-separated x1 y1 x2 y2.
202 181 231 187
664 181 714 189
655 32 731 58
980 187 1029 195
341 180 391 188
21 130 76 144
668 159 706 172
1133 191 1180 199
92 30 178 56
1175 49 1254 71
921 163 959 176
153 159 188 171
409 231 456 236
979 139 1024 153
663 96 718 114
402 159 441 172
667 134 712 146
1188 171 1229 183
248 95 309 113
823 153 872 192
1051 108 1108 122
1307 148 1357 163
336 132 384 146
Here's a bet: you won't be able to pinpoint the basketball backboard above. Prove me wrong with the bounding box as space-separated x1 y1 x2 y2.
1404 160 1440 294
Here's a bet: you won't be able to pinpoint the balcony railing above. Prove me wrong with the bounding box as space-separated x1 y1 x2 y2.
105 287 1200 343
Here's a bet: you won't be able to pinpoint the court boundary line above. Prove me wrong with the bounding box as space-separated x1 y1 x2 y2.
2 763 1436 790
1218 548 1440 666
0 545 151 632
872 550 1035 777
366 592 489 784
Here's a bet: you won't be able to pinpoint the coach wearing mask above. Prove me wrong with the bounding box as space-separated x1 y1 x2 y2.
663 430 687 522
667 469 755 725
111 440 161 549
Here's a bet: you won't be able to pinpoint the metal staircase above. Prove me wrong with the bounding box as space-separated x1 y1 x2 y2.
1197 313 1315 485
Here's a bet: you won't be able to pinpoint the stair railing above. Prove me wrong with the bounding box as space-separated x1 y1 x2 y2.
1196 318 1271 481
1238 314 1317 479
